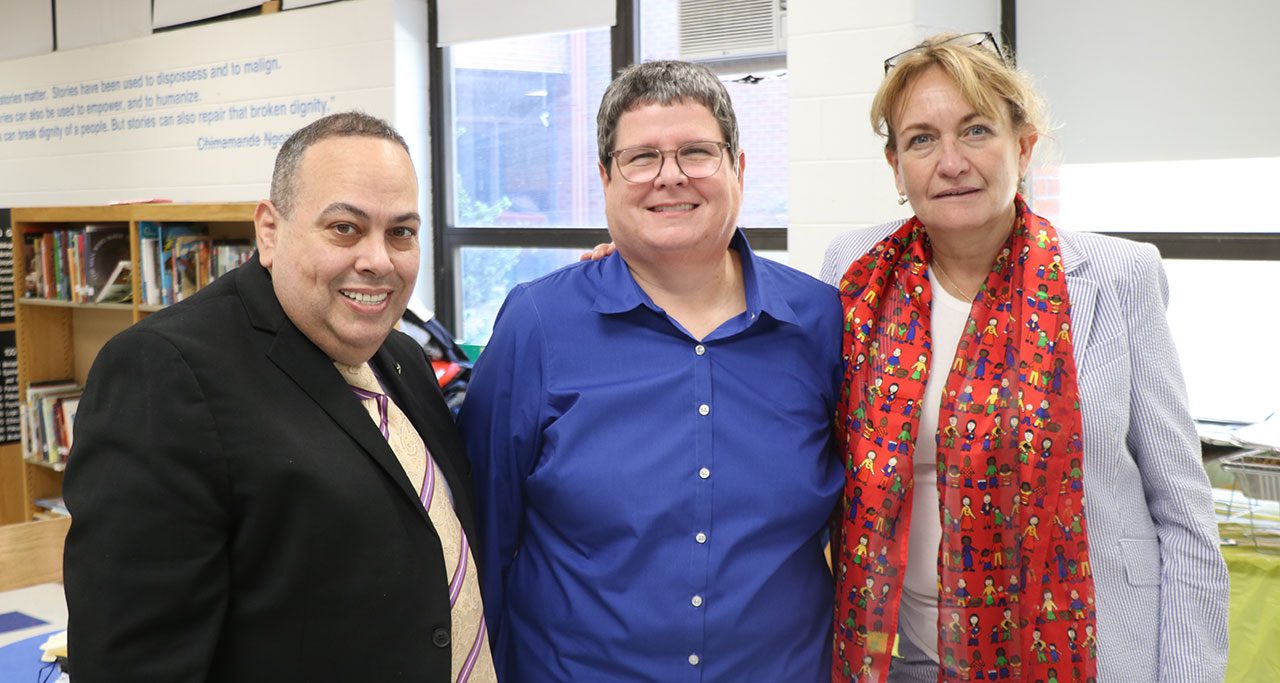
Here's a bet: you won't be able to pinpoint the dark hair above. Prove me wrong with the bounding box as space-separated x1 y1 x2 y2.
596 60 739 178
270 111 410 217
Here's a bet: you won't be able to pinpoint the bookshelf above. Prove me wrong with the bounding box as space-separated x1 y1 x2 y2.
0 203 256 524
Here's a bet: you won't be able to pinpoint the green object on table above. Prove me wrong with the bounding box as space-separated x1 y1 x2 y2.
1223 545 1280 681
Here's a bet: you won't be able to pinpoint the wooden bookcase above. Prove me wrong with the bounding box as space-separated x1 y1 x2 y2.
0 203 256 525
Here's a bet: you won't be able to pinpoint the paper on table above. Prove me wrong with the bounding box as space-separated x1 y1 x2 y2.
39 630 65 662
1198 420 1245 447
1232 414 1280 451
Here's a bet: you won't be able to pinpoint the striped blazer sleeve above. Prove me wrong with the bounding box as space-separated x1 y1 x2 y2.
1116 243 1229 681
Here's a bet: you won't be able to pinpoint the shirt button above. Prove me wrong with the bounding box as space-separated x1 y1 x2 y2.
688 654 701 666
691 595 704 607
698 467 711 479
431 627 450 648
695 531 707 544
695 344 706 355
698 404 710 416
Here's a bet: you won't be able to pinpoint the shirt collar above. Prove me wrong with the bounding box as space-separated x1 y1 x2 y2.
591 229 800 327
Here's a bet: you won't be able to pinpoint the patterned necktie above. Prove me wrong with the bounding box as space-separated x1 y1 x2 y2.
336 362 496 683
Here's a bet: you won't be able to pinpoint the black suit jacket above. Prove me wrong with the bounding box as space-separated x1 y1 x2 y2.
63 255 478 682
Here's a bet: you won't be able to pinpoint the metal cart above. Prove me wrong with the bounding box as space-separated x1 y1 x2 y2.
1221 450 1280 552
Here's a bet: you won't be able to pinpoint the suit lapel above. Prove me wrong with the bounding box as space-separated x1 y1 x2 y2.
373 346 479 542
264 325 433 526
235 258 433 526
1059 231 1100 355
236 256 462 535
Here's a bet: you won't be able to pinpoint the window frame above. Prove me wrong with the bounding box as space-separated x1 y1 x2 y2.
1001 0 1280 262
427 0 785 334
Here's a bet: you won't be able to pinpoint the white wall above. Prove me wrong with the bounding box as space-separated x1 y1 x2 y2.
1020 0 1280 165
786 0 998 277
0 0 416 207
391 0 433 305
0 0 436 305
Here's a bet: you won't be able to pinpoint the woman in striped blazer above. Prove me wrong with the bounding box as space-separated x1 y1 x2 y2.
826 33 1227 683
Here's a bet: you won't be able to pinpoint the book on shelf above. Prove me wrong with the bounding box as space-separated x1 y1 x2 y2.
33 497 70 517
41 233 55 298
212 240 254 278
22 224 132 303
94 260 133 304
158 224 209 305
173 235 211 302
21 381 82 465
22 234 41 298
139 221 162 305
44 390 81 464
53 233 68 300
57 395 80 455
23 220 253 307
84 224 130 302
18 403 31 458
66 232 84 301
138 223 251 305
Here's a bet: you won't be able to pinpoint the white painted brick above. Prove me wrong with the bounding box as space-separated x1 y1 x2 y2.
789 0 916 36
786 224 838 278
789 99 824 162
789 32 860 99
819 94 887 161
790 25 919 99
789 159 904 225
787 223 879 278
787 3 989 277
916 0 1000 38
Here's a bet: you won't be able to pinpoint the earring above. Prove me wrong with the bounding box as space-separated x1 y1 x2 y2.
897 194 909 206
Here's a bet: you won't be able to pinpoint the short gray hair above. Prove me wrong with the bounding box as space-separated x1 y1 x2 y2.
596 60 739 178
270 111 410 217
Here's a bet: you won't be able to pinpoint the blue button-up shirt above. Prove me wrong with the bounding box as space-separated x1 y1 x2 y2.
459 231 843 682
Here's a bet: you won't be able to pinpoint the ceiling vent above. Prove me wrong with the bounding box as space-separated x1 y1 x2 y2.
678 0 786 61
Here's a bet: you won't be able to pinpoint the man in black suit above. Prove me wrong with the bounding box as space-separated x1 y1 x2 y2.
63 112 494 681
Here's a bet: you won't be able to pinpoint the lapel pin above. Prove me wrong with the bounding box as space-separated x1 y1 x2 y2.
395 362 402 375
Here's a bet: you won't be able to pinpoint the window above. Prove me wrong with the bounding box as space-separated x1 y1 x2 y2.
1017 2 1280 424
432 0 789 345
1163 259 1280 424
639 0 789 229
438 28 614 344
1027 160 1280 424
449 31 612 229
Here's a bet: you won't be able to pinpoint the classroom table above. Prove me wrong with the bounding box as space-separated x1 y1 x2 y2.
1223 544 1280 681
0 582 65 681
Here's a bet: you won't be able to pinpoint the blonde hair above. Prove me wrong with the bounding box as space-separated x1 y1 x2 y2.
870 33 1047 151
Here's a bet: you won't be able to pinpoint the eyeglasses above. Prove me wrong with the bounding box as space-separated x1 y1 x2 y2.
883 32 1006 74
609 141 729 183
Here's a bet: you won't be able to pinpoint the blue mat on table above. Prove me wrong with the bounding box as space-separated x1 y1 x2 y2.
0 612 47 634
0 630 62 681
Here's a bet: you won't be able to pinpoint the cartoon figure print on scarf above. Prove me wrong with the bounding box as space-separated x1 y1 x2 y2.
834 198 1096 683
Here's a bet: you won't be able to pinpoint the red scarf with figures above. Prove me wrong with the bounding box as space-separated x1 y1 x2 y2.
831 198 1097 683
